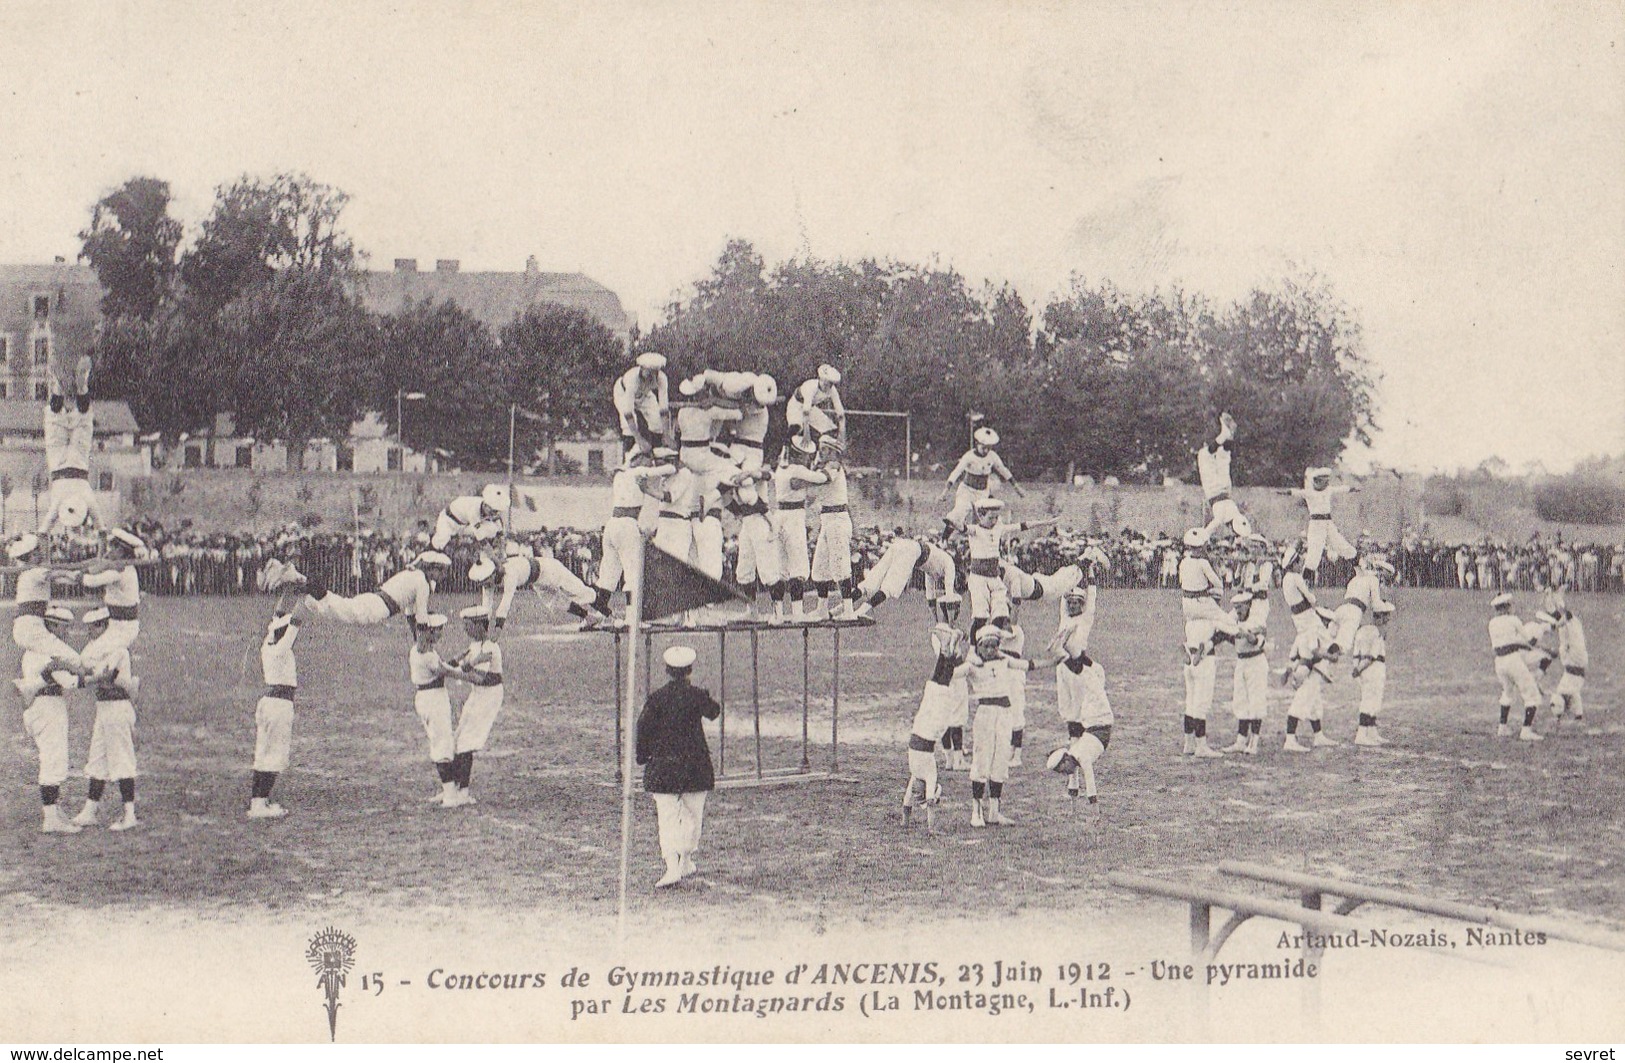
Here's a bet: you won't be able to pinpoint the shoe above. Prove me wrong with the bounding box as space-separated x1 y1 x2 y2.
1354 731 1381 747
1223 737 1248 753
41 814 82 834
1312 732 1339 748
680 854 697 878
1009 748 1023 768
853 603 873 619
1193 743 1224 758
986 806 1015 826
1181 736 1195 756
1496 724 1512 737
1283 737 1310 753
655 867 683 889
1368 732 1389 746
247 803 289 819
1244 736 1260 755
443 790 477 807
1519 729 1544 742
970 799 986 828
1067 786 1079 800
71 805 99 827
109 814 140 832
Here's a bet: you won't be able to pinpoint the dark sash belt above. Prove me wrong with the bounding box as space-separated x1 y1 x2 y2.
1565 665 1586 677
95 687 132 702
1310 513 1333 521
17 601 47 617
1207 491 1230 503
821 504 849 514
107 605 138 621
907 734 936 752
377 590 404 617
51 467 89 481
962 472 989 490
1290 599 1315 615
1494 644 1524 657
777 501 804 510
976 696 1011 707
466 672 503 687
416 678 446 691
970 558 1001 578
38 683 65 697
612 506 642 518
1237 650 1265 659
264 685 297 701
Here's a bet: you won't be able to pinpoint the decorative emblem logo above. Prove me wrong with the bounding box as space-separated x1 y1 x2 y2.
305 926 357 1041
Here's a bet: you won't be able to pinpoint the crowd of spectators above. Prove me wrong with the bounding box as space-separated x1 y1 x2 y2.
100 518 1625 599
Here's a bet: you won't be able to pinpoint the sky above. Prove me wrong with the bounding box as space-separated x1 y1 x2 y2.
0 0 1620 474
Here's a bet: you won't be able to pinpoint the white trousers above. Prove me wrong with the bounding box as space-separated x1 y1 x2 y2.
946 484 989 526
1231 655 1269 721
24 697 70 786
811 513 853 583
970 701 1015 784
313 591 394 625
733 514 776 586
1495 655 1541 707
1359 663 1386 718
254 695 294 773
86 699 138 779
771 512 811 582
1305 518 1356 570
651 791 707 869
417 690 455 762
1183 656 1217 720
455 685 504 753
597 516 642 594
693 516 725 581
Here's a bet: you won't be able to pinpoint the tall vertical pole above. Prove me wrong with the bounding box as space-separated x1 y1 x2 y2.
613 631 624 785
717 630 727 777
904 413 912 483
617 536 645 940
801 627 811 772
831 627 840 772
506 404 517 547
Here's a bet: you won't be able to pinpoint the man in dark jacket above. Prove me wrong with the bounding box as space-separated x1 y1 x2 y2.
636 645 720 887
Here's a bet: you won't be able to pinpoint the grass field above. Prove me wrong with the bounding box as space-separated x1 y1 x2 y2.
2 587 1621 928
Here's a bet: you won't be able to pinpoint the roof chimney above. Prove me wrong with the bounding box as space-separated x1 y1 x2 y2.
525 255 539 274
435 259 460 273
394 258 418 272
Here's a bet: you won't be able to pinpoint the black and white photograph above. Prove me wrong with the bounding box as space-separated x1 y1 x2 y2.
1 0 1622 1048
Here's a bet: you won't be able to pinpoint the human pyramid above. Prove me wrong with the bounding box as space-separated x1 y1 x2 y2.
11 354 1592 838
895 409 1593 831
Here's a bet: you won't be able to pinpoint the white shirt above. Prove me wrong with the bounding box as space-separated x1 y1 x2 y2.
442 495 486 528
948 448 1012 491
967 521 1018 561
1352 625 1385 673
660 468 701 518
1487 613 1529 652
1293 482 1353 517
1341 571 1388 613
379 568 433 622
15 567 51 607
1055 595 1098 661
83 565 140 608
610 464 673 509
462 639 503 684
772 463 827 509
261 615 300 688
21 648 77 693
813 463 849 510
1557 614 1588 669
1178 556 1223 597
612 367 668 426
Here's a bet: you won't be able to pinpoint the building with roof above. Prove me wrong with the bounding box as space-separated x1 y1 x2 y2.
357 257 633 342
0 261 101 403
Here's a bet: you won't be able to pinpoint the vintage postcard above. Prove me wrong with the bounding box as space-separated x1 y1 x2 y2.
1 0 1622 1047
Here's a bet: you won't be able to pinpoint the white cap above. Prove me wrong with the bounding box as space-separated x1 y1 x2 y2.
636 352 667 371
652 445 679 461
83 607 110 625
1374 601 1396 616
1364 557 1395 574
1065 585 1089 601
44 605 74 625
973 497 1005 512
973 426 999 447
472 520 502 543
1491 593 1513 608
109 527 145 551
973 628 1003 647
7 534 40 560
817 364 841 385
788 436 817 455
416 550 452 568
678 376 703 397
663 645 697 669
459 605 490 621
1182 529 1205 547
1231 591 1253 605
468 558 497 583
1045 747 1075 773
418 613 448 630
817 435 845 453
753 375 778 405
481 484 510 510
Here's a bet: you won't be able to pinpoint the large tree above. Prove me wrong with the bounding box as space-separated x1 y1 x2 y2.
180 172 358 314
77 176 184 321
371 298 503 466
498 304 626 471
